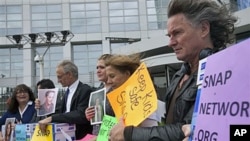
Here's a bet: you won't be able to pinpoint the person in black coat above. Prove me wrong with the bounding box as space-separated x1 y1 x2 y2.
37 60 92 140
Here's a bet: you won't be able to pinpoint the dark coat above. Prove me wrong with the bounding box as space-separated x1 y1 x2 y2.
124 69 198 141
51 81 92 140
0 101 36 130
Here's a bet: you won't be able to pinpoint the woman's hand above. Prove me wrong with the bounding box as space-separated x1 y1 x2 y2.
85 106 95 121
0 131 4 141
35 99 41 109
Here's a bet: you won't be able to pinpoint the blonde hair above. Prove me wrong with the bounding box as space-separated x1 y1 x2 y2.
105 53 141 74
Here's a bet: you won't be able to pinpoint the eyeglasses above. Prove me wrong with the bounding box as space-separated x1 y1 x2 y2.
16 91 28 95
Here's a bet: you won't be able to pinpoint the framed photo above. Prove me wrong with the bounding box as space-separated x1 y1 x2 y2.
37 88 58 116
88 88 106 125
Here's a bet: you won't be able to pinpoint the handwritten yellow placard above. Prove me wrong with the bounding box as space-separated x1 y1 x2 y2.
107 62 157 126
31 125 53 141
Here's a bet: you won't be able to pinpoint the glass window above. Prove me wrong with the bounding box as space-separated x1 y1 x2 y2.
31 27 47 33
0 63 10 70
125 16 138 23
71 4 85 11
87 18 100 25
0 56 9 62
32 13 47 20
146 0 168 30
7 28 22 35
109 10 123 16
32 21 47 27
31 4 62 32
110 24 124 32
50 46 63 53
70 3 101 34
108 1 139 32
124 2 138 9
86 3 100 10
0 5 22 36
48 13 62 19
73 45 88 52
0 14 6 21
147 0 156 8
11 62 23 69
87 25 101 32
109 3 123 10
237 0 250 10
148 15 157 22
110 17 124 24
7 6 21 13
0 48 23 77
124 9 138 16
71 19 85 26
0 6 6 13
71 26 85 34
88 44 102 51
47 5 61 12
73 43 102 77
148 22 158 30
48 20 62 27
125 23 139 31
0 22 6 27
7 21 22 28
0 28 6 35
7 14 22 20
86 11 100 18
71 12 85 18
147 8 157 15
48 27 61 32
32 6 46 13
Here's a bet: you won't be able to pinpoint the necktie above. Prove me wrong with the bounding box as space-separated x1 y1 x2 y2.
65 88 70 104
63 88 70 113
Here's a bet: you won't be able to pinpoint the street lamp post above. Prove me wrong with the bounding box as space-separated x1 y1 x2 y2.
6 30 74 80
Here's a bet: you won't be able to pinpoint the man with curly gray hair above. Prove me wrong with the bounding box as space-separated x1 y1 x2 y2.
109 0 237 140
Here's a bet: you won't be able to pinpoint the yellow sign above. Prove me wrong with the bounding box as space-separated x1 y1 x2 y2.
31 125 53 141
107 62 158 126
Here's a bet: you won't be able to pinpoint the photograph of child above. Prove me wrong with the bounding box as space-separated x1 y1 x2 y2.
88 88 106 125
37 88 58 116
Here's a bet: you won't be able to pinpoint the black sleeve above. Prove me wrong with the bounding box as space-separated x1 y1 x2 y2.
124 123 185 141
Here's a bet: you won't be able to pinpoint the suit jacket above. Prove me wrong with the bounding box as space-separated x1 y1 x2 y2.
51 81 92 139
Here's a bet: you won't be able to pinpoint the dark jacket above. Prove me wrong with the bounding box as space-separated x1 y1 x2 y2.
51 81 92 140
0 101 36 130
124 69 198 141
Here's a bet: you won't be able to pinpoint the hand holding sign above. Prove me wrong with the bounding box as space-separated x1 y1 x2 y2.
31 124 53 141
109 117 126 141
96 115 118 141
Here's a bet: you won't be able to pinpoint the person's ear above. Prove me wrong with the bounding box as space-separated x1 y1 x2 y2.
125 70 131 78
200 20 210 38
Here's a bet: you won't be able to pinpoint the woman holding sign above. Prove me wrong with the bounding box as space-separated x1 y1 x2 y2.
85 54 158 140
85 54 113 136
105 54 158 127
0 84 36 141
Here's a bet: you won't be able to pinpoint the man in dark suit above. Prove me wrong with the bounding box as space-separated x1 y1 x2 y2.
38 60 92 140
